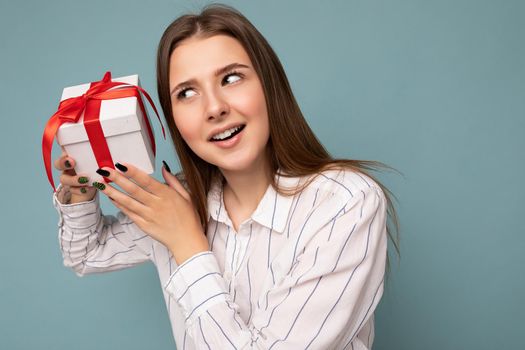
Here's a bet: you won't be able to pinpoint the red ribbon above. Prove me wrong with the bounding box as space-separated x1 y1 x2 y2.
42 71 166 191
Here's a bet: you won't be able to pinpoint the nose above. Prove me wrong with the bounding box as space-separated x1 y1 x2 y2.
205 88 230 121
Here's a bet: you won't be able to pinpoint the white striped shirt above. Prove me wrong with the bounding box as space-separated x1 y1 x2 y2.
53 168 388 349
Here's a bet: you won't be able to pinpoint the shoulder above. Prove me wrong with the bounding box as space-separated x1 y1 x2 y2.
279 167 387 249
299 167 385 206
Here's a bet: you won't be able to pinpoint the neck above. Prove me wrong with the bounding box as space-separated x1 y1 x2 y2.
220 157 272 211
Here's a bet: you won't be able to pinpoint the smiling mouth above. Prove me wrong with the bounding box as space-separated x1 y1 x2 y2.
209 124 246 142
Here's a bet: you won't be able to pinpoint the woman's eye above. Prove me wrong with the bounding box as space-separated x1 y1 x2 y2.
176 72 243 100
177 88 196 100
223 72 242 85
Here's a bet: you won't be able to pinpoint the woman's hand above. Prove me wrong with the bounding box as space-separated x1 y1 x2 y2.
94 162 209 265
54 153 96 204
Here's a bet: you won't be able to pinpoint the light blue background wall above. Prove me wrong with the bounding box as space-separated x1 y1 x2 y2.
1 0 523 349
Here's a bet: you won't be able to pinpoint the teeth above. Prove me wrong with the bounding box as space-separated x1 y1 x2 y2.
211 126 242 141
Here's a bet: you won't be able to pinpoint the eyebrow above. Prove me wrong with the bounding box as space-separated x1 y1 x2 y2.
170 62 250 96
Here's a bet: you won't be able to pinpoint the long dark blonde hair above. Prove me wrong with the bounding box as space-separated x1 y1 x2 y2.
156 3 400 272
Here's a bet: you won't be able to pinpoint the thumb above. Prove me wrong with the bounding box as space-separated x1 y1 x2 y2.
162 164 190 200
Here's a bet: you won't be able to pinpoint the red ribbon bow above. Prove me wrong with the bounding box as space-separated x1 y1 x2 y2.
42 71 166 191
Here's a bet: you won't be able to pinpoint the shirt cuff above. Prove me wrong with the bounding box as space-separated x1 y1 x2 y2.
53 185 101 229
164 251 229 325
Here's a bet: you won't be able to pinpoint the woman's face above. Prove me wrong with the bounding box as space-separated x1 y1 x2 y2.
169 34 270 175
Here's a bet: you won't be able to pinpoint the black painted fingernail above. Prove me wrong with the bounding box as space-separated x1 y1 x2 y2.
96 168 110 177
115 163 128 172
78 176 88 184
80 187 87 194
64 160 72 168
92 182 106 190
162 160 171 173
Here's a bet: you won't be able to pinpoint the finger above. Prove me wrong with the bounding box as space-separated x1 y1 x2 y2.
110 197 149 229
162 168 190 201
96 166 155 205
59 173 91 187
113 162 165 195
93 180 150 217
53 153 67 170
69 186 96 196
54 154 76 172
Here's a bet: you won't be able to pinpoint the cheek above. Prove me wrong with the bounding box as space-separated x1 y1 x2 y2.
253 92 269 131
172 112 199 143
233 85 268 121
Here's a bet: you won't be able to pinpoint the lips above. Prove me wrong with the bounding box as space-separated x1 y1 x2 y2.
209 124 246 142
210 124 245 149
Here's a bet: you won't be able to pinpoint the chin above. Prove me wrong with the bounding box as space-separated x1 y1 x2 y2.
217 162 255 173
216 155 263 174
197 145 268 174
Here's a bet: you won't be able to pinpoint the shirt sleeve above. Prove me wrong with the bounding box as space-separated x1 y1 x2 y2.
164 185 388 349
53 185 154 277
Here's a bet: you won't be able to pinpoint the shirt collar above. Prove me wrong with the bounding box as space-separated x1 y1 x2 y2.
207 170 300 234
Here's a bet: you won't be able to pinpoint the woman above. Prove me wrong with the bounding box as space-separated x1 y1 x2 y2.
53 4 399 349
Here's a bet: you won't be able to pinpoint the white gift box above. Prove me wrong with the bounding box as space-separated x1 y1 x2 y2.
56 74 155 184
